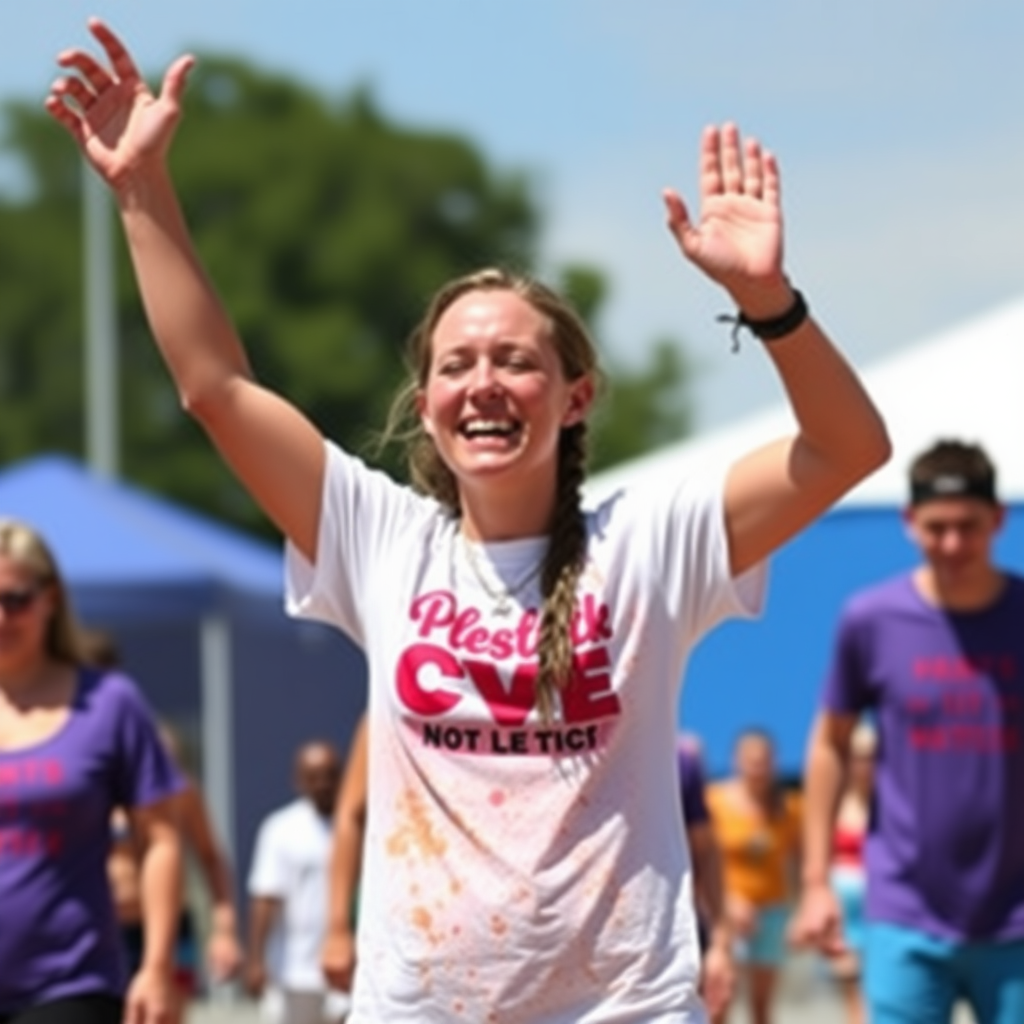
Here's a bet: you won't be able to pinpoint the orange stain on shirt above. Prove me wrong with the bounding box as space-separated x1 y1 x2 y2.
385 788 448 861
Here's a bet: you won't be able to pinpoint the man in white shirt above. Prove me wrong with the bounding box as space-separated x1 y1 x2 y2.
245 741 346 1024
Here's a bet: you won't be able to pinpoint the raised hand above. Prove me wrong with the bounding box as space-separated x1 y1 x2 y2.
664 123 788 309
45 19 194 190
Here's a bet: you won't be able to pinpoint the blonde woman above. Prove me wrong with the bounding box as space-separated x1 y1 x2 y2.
0 520 183 1024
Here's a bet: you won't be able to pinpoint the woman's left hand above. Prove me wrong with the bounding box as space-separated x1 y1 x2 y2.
124 966 175 1024
664 123 789 312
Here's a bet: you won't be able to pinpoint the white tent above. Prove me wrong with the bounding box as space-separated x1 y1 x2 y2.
586 296 1024 506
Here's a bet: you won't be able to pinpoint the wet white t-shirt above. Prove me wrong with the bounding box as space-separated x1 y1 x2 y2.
286 442 765 1024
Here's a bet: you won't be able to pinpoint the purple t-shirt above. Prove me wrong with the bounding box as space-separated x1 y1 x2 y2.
677 734 710 827
0 668 183 1012
823 572 1024 941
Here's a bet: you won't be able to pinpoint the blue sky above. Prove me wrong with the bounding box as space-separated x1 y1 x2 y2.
4 1 1023 430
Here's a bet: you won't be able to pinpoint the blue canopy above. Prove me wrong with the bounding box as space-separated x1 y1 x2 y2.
683 503 1024 778
0 454 282 620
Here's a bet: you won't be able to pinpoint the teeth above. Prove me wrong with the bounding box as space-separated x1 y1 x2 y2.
463 420 516 437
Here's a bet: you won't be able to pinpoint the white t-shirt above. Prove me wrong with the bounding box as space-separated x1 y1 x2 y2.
248 798 334 993
286 442 766 1023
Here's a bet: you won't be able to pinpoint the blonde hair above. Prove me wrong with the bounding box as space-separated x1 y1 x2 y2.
0 518 89 665
383 268 600 720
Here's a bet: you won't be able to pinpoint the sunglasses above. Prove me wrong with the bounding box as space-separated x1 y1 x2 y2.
0 587 42 616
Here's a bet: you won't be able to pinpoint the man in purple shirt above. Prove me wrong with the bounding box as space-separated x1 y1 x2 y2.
791 440 1024 1024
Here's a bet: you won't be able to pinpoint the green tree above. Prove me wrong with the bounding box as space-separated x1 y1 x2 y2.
0 56 693 535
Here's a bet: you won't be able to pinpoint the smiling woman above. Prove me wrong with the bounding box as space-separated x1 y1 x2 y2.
0 519 184 1024
44 17 890 1023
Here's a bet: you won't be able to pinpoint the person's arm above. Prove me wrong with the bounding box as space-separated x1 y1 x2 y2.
322 716 369 992
177 781 243 982
46 19 325 561
244 896 282 999
244 816 287 1000
125 797 184 1024
689 821 727 942
689 820 735 1020
664 123 891 578
789 710 857 955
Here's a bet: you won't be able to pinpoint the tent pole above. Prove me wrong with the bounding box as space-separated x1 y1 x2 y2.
200 614 235 862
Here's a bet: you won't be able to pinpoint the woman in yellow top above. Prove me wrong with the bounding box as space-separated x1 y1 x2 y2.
706 729 802 1024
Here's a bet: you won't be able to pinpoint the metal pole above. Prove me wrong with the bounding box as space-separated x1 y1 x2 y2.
200 613 236 862
82 159 119 478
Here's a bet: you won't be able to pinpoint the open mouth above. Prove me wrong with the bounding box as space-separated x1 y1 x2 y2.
459 418 522 443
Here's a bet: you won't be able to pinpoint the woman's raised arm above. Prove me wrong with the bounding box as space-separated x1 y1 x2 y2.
47 19 326 561
664 123 891 577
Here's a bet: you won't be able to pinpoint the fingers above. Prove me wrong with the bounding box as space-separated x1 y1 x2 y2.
742 138 764 199
47 57 105 138
160 55 197 108
699 125 723 197
762 150 781 207
789 912 847 958
44 91 86 144
49 19 150 113
662 188 703 260
719 123 743 194
50 74 98 111
699 122 779 207
122 994 145 1024
88 18 144 86
662 188 690 233
47 18 142 142
56 49 116 94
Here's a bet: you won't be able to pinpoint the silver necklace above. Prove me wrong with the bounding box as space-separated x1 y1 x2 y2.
460 532 545 616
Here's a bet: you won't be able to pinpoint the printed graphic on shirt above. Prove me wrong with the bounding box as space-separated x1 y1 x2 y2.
396 587 620 757
902 650 1022 754
0 758 67 858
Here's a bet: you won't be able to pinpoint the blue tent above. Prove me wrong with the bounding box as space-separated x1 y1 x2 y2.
0 455 366 883
682 503 1024 778
0 454 282 618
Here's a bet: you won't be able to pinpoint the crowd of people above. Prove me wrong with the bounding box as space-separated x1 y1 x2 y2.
0 13 1019 1024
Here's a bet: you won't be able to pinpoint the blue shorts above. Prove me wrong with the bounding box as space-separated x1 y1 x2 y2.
864 921 1024 1024
735 903 790 967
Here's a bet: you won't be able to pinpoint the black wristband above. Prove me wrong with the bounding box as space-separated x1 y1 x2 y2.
717 289 809 352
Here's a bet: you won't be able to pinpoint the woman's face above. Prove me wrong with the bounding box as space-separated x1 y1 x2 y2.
0 554 53 672
417 289 593 500
736 735 776 795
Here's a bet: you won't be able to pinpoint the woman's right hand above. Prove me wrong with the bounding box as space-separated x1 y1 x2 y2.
44 18 195 191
